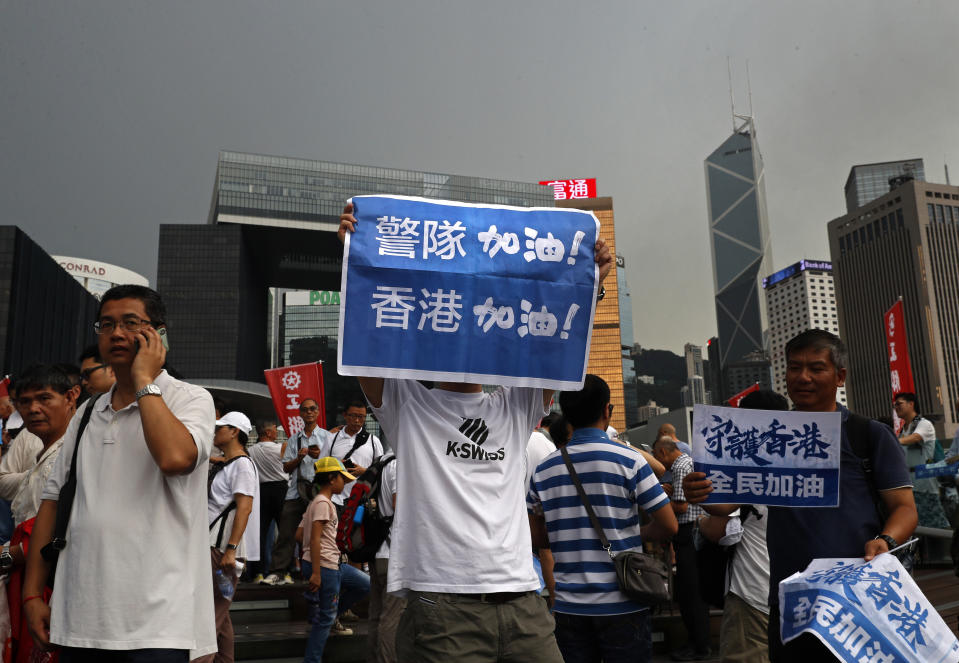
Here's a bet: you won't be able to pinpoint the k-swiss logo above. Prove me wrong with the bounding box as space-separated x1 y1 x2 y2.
459 418 490 445
446 417 504 461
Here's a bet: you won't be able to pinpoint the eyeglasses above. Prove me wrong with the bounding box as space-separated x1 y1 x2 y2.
608 404 615 415
300 405 319 412
80 364 107 380
93 316 154 335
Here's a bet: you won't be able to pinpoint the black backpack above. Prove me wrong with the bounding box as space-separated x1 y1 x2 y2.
336 455 396 563
696 505 760 608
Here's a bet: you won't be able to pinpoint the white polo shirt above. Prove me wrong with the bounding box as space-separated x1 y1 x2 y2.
42 370 216 655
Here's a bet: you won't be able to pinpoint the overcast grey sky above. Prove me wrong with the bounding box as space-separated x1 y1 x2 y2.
3 1 957 354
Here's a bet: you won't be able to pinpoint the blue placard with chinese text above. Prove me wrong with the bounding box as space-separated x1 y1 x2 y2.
338 195 599 389
692 404 842 507
780 555 959 663
914 460 959 479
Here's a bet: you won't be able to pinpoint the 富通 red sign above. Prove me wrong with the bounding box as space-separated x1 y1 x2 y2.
538 178 597 200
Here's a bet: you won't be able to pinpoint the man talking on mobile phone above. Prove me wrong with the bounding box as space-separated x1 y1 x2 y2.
23 285 217 662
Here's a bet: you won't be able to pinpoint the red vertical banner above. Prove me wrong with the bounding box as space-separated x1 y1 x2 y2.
264 362 326 435
885 300 915 432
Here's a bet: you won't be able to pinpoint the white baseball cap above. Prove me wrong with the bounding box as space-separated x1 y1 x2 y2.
215 411 252 435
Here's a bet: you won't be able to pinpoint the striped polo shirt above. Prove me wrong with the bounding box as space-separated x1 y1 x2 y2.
527 427 669 616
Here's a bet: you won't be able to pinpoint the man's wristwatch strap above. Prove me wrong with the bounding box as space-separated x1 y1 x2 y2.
135 383 162 401
226 543 238 551
874 534 898 551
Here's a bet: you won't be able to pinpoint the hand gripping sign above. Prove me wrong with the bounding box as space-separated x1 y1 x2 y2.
338 195 600 390
780 554 959 663
692 404 842 507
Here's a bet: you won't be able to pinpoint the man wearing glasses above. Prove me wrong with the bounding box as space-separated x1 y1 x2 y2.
261 398 329 586
78 345 116 397
23 285 217 662
328 400 383 510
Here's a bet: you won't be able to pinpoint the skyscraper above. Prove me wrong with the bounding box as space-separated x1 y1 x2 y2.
684 343 704 381
844 159 925 214
704 116 773 398
828 176 959 438
763 259 846 406
617 255 639 425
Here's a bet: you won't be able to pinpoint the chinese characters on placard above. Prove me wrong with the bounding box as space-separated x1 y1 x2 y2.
369 218 587 340
693 405 840 506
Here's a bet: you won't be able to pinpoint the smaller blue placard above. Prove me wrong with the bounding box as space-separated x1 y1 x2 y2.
692 404 842 507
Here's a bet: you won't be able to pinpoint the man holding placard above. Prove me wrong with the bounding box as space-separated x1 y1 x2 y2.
684 330 917 661
338 198 612 663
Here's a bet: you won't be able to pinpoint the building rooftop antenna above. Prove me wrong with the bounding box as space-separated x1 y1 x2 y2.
946 158 951 185
727 56 736 134
746 59 754 120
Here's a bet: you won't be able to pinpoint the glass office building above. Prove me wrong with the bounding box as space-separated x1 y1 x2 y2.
704 118 773 398
844 159 925 213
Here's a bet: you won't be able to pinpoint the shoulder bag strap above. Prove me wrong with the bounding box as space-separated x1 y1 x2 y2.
342 429 370 463
560 445 614 559
50 393 102 549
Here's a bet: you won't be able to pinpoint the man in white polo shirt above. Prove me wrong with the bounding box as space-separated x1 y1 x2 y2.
23 285 216 662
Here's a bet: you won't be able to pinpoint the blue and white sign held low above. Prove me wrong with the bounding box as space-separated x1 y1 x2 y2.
692 404 842 507
338 195 600 390
780 554 959 663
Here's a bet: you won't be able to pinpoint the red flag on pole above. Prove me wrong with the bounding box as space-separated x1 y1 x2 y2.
884 299 915 432
263 362 326 435
0 377 9 399
727 383 760 408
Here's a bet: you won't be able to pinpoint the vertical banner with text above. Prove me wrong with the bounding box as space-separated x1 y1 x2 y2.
885 300 915 432
264 362 326 435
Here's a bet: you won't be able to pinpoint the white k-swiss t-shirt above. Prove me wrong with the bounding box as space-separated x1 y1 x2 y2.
375 455 397 560
207 455 261 561
42 371 216 655
371 379 547 594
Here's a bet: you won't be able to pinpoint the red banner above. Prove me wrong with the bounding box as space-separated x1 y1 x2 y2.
0 377 9 399
264 362 326 435
885 300 915 431
538 178 597 200
727 383 760 408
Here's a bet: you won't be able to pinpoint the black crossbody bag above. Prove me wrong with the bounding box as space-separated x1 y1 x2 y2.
560 445 671 605
40 393 102 586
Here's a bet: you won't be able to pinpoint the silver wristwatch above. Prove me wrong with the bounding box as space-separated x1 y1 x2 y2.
135 383 162 401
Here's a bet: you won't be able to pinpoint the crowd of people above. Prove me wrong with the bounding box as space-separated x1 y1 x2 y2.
0 212 952 663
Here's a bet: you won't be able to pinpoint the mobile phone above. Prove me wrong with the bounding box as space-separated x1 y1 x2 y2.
308 444 320 452
158 327 170 352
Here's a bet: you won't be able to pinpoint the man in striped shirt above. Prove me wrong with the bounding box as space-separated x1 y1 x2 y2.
528 375 678 663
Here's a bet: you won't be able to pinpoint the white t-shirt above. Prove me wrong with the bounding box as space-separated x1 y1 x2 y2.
375 456 397 560
901 416 938 494
207 455 261 561
327 428 383 506
249 441 287 483
525 431 556 489
370 379 547 595
726 505 770 614
42 371 216 656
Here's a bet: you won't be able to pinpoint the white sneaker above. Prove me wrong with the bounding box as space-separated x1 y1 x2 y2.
279 573 294 585
261 573 280 585
330 619 353 636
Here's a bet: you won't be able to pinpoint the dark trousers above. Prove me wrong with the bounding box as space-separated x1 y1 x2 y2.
554 610 652 663
767 604 838 662
674 522 710 652
269 498 306 575
250 480 287 576
60 649 187 662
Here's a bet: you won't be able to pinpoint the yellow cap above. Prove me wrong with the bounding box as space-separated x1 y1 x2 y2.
313 456 356 481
